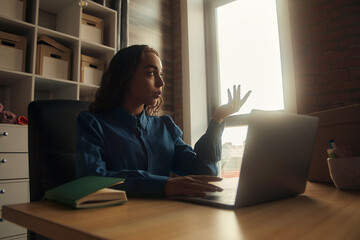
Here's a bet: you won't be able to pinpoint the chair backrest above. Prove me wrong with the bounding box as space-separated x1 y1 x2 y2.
28 100 89 202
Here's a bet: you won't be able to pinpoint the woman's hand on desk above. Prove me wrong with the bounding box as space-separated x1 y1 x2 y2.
212 85 251 124
164 175 223 197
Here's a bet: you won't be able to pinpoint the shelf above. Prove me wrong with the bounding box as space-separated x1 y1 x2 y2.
0 69 33 82
34 77 78 101
81 39 116 53
79 83 98 102
0 16 35 34
37 26 79 45
0 70 32 116
0 2 116 239
81 40 116 65
39 0 76 14
0 0 117 117
35 75 77 89
38 0 80 37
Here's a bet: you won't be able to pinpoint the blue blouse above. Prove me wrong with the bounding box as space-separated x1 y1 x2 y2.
76 107 225 197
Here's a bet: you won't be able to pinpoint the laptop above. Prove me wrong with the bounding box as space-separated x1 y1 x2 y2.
174 110 319 209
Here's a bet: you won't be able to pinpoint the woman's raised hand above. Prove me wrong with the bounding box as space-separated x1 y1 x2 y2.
212 85 251 123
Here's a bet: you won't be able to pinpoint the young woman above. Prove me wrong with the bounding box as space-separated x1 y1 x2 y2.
76 45 251 197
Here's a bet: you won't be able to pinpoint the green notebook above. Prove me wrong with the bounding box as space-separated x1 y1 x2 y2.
43 176 128 209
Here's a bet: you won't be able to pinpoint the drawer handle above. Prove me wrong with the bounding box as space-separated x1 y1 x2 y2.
2 132 8 136
0 159 6 164
0 189 5 194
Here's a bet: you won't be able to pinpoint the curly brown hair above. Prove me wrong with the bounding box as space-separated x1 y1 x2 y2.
89 45 163 115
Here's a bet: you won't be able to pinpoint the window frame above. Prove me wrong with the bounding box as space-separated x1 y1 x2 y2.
204 0 297 127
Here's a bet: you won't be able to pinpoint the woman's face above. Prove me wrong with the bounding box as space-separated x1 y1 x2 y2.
127 52 164 107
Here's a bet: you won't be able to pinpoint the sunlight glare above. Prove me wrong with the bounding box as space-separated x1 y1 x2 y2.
216 0 284 114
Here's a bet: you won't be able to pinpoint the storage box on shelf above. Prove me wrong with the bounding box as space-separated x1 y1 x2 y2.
81 2 117 49
81 54 105 86
0 123 29 240
33 29 81 102
0 0 27 21
78 46 114 101
0 31 27 72
81 13 104 45
0 15 36 74
36 35 71 80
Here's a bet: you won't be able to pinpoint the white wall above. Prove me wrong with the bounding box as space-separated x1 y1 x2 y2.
180 0 208 146
277 0 297 113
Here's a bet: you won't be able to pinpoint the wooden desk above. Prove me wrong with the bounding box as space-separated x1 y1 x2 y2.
3 182 360 240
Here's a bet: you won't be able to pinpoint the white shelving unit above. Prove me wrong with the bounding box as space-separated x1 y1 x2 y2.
0 1 116 239
0 0 117 117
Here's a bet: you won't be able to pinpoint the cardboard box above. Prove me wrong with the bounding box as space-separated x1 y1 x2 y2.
36 35 71 80
81 55 105 85
0 31 26 72
0 0 26 21
81 13 104 44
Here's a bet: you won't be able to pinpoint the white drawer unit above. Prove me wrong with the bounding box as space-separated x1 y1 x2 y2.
0 153 29 180
0 180 29 206
0 124 28 153
0 211 27 239
0 124 29 239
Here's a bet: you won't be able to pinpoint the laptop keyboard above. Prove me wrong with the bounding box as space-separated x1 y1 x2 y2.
204 190 237 204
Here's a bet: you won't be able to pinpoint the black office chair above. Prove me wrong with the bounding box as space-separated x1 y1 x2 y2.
27 100 89 240
28 100 89 202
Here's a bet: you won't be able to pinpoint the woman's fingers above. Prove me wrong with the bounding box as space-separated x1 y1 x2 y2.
211 84 251 123
235 85 240 109
181 176 223 192
231 85 251 110
164 175 223 197
240 90 252 107
188 175 223 182
226 85 240 113
182 180 223 193
227 88 232 103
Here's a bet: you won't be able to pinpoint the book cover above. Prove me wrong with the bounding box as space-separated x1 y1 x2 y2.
43 176 127 209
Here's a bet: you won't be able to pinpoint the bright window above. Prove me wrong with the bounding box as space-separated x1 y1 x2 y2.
221 126 247 178
217 0 284 113
204 0 296 177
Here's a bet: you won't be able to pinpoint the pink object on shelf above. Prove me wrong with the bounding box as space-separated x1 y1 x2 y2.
0 110 17 124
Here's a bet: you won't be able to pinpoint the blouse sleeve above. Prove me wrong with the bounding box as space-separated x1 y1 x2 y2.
160 115 225 176
76 112 169 197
